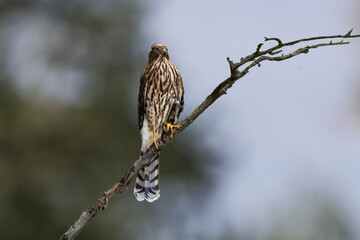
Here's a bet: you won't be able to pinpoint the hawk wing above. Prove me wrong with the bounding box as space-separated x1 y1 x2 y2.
177 72 184 116
138 69 147 130
167 68 184 124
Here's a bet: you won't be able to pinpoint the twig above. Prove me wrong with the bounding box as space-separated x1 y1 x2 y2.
60 30 360 240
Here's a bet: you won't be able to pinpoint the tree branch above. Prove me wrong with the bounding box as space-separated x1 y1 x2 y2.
60 30 360 240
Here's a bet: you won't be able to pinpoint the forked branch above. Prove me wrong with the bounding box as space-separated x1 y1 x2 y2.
60 30 360 240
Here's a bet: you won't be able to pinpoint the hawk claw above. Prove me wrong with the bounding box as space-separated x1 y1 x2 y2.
165 123 179 138
153 136 159 149
152 129 159 149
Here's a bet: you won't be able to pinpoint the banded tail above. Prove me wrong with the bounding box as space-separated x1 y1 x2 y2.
134 154 160 202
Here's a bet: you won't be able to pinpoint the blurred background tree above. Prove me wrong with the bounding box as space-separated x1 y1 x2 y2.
0 1 213 239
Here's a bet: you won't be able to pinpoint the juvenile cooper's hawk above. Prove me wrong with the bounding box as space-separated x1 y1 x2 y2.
134 43 184 202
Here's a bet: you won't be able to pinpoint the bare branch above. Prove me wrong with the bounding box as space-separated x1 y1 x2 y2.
264 37 283 46
255 43 264 53
60 30 360 240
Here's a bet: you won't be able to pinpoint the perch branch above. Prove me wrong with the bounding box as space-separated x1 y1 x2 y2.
60 30 360 240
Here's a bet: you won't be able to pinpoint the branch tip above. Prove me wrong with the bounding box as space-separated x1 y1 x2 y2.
226 57 234 66
269 49 282 55
345 29 353 37
226 57 235 72
264 37 283 46
256 43 263 53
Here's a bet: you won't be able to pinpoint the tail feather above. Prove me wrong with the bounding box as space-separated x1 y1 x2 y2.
134 154 160 202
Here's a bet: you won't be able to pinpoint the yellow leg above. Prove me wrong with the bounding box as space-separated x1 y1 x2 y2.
153 129 159 149
165 122 180 138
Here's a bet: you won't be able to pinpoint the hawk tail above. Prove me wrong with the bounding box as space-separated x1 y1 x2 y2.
134 154 160 202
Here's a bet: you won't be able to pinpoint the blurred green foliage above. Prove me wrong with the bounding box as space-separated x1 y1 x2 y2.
0 1 212 239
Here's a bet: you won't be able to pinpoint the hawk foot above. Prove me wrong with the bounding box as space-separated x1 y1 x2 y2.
152 129 159 149
165 123 179 138
153 136 159 149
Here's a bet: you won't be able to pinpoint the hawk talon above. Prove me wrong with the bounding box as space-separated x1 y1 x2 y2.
165 123 179 138
152 129 159 149
153 137 159 149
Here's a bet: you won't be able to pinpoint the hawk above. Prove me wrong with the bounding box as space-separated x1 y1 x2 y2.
134 43 184 202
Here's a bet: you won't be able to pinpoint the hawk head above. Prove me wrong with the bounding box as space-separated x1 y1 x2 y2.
148 43 169 63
